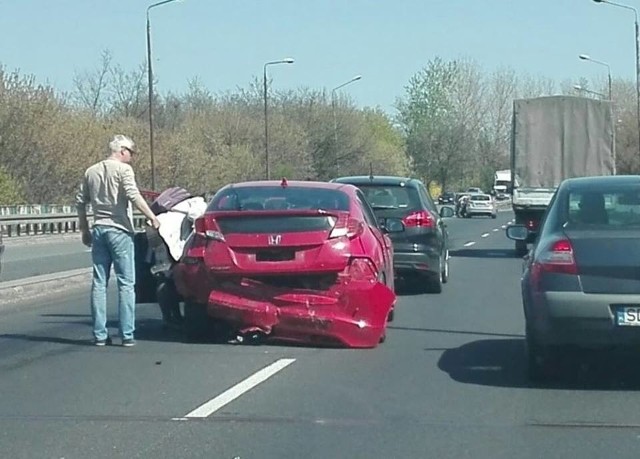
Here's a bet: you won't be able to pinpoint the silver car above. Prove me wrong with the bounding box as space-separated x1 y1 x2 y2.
464 194 496 219
507 175 640 381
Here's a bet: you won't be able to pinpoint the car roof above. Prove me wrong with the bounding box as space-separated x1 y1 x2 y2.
216 180 359 198
331 175 423 187
469 193 491 198
562 175 640 190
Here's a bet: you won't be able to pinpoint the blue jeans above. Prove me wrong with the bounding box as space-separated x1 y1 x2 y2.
91 225 136 341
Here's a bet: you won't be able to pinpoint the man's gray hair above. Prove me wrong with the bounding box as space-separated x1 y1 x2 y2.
109 134 136 154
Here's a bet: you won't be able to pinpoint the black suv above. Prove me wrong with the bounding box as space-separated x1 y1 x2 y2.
331 176 454 293
438 191 455 205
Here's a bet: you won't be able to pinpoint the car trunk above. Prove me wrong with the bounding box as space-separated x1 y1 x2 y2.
203 211 351 274
566 229 640 294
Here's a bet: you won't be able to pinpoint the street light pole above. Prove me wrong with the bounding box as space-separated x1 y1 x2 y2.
146 0 182 191
331 75 362 173
579 54 612 99
593 0 640 160
263 58 294 180
573 84 607 99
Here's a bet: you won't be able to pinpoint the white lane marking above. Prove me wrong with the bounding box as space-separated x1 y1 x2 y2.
481 233 490 238
464 241 476 247
493 229 499 232
183 358 296 419
501 225 507 229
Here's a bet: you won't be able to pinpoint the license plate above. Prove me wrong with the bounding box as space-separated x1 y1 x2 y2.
616 306 640 326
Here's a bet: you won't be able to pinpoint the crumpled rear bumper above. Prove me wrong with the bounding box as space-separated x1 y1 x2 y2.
209 278 394 348
174 261 395 347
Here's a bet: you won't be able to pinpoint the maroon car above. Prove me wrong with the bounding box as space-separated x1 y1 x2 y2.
173 180 401 348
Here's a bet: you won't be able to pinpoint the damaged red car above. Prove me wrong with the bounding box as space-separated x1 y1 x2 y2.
173 180 402 348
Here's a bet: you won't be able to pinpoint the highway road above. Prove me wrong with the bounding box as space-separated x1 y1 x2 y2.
2 212 640 458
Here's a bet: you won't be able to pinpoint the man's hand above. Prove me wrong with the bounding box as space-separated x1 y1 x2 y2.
150 217 161 230
81 229 92 247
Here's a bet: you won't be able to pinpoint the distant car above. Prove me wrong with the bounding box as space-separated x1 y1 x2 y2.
466 187 483 194
438 191 455 205
331 175 454 293
507 175 640 381
173 180 399 348
465 194 497 219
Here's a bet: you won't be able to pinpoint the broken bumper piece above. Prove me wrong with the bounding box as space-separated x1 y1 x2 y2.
206 278 395 348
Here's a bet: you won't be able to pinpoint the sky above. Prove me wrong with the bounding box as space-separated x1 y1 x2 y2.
0 0 637 113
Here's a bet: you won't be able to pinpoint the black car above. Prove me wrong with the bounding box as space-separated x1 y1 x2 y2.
331 175 454 293
506 175 640 381
438 191 455 205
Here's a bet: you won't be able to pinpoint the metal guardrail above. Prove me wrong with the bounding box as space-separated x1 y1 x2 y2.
0 213 147 237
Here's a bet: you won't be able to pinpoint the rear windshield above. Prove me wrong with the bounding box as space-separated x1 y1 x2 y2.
208 186 350 212
470 195 491 201
356 185 420 210
563 186 640 228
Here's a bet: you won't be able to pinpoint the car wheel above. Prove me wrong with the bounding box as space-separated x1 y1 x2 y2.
184 301 211 343
427 261 444 294
441 250 449 284
387 308 395 322
515 240 528 258
491 213 497 219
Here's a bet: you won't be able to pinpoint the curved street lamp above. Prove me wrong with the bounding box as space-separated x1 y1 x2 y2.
331 75 362 173
579 54 612 99
573 84 607 99
263 58 294 180
146 0 183 191
592 0 640 159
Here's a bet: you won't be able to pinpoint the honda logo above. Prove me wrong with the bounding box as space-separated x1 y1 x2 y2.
268 234 282 246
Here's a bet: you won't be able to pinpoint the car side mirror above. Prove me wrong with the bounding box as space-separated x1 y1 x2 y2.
506 224 529 241
382 218 405 233
439 206 454 218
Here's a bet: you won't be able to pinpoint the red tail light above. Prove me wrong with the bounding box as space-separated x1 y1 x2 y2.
348 257 378 282
403 210 435 228
536 239 578 275
330 215 364 239
195 215 225 242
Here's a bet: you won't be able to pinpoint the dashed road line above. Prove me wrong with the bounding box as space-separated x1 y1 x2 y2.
493 229 499 232
464 241 476 247
181 358 296 419
481 233 490 238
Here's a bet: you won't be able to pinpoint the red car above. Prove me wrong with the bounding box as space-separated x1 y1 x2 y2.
173 179 401 348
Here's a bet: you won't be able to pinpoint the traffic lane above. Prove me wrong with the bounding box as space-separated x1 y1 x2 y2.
443 210 514 250
1 235 90 281
0 290 312 458
161 229 640 458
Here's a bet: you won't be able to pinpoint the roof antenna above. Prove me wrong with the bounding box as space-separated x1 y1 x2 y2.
369 162 374 181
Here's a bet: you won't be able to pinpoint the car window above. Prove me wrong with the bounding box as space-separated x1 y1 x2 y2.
418 185 437 212
357 185 420 211
563 187 640 228
470 195 491 201
356 190 379 228
208 186 350 212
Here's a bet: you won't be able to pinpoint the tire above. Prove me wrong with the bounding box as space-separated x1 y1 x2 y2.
427 260 444 294
515 240 528 258
184 301 211 343
441 250 449 284
491 213 497 219
387 308 395 322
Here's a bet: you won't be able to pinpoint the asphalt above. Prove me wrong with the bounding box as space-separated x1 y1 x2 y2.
3 211 640 458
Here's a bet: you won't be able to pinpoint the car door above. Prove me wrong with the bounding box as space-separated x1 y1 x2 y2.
356 191 393 287
418 184 447 252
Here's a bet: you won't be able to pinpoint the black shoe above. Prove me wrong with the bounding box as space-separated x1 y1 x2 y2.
122 339 136 347
94 337 113 346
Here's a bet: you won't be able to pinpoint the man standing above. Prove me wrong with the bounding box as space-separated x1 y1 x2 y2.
76 135 160 347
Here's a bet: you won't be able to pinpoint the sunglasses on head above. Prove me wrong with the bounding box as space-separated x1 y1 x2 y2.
123 147 136 155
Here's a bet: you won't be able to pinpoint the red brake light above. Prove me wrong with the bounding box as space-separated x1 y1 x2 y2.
348 257 378 282
194 216 225 242
403 210 435 228
330 215 364 239
536 239 577 275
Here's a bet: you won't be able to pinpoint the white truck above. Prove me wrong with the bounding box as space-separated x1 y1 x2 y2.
510 96 615 257
493 169 515 198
